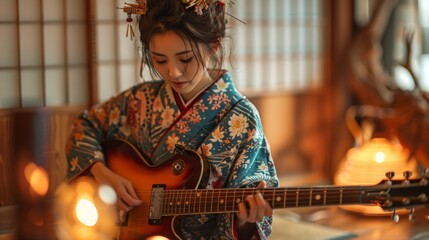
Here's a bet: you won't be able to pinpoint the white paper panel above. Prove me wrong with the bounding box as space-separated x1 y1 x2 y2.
118 23 140 61
67 24 87 65
68 67 88 105
44 24 65 65
97 23 115 61
119 63 138 92
98 64 116 102
19 0 41 21
66 0 85 21
96 0 115 21
45 68 66 106
0 0 17 21
0 24 18 67
20 24 42 66
43 0 63 21
0 71 19 108
21 69 44 107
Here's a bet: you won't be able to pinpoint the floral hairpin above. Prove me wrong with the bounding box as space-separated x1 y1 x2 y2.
117 0 148 40
117 0 239 40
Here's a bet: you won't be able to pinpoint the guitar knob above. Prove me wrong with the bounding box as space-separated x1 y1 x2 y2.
391 210 399 223
408 208 415 222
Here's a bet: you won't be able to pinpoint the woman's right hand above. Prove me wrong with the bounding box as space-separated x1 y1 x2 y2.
90 161 143 211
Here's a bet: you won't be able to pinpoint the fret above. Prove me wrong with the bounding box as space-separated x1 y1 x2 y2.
283 188 287 208
217 188 223 213
311 188 324 206
232 189 237 212
183 190 189 214
162 186 371 215
168 190 174 215
295 187 300 207
286 188 295 207
197 190 202 214
192 190 196 214
210 189 214 213
323 188 327 205
270 188 275 208
178 189 184 214
203 190 209 213
224 189 229 212
166 191 172 215
173 190 178 215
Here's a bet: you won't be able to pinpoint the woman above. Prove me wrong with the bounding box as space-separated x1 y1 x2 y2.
66 0 279 239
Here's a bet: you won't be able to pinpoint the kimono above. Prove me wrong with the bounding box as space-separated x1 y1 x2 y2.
66 71 279 239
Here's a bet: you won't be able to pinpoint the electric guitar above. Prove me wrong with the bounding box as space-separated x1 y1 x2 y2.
104 139 429 240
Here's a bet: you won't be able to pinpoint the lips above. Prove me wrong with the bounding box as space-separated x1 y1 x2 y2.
170 81 190 89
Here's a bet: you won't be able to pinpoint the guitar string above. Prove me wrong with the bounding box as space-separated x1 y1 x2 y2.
121 184 427 215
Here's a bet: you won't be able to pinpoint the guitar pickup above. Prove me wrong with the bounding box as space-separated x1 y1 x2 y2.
149 184 166 225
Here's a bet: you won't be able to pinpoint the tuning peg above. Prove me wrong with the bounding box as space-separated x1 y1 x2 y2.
403 171 412 184
408 208 415 222
386 171 395 185
421 169 429 185
391 209 399 223
403 171 412 179
386 171 395 179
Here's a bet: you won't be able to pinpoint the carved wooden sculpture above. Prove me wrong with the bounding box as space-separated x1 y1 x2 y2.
348 0 429 168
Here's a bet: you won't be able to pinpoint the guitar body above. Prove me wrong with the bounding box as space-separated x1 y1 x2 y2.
104 140 209 240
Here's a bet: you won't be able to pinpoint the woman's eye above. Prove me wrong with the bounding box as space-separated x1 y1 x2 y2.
180 57 193 63
155 60 167 64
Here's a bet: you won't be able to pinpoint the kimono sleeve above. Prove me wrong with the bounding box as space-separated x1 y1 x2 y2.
210 100 280 239
65 84 147 181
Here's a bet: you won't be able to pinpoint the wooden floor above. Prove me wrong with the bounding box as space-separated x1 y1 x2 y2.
271 206 429 240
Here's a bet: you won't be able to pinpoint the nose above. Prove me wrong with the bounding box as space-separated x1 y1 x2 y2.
168 62 182 78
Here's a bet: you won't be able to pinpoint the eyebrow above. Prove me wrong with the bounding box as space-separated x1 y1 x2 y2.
150 50 193 57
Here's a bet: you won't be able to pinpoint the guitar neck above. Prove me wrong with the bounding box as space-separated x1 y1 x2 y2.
160 185 372 216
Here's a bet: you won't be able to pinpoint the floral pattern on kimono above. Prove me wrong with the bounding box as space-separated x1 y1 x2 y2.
66 71 279 239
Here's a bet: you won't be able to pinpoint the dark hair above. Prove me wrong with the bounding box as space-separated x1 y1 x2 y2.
138 0 228 79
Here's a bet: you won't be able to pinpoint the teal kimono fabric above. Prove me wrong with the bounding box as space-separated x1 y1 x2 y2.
66 71 279 239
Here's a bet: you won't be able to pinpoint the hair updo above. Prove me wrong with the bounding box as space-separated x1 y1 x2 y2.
137 0 229 79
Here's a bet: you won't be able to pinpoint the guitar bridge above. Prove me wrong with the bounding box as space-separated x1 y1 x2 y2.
149 184 166 225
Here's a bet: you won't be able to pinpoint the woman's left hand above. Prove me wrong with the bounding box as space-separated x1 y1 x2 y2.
236 181 273 238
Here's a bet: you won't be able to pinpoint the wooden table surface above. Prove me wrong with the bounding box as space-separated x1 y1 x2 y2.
275 206 429 240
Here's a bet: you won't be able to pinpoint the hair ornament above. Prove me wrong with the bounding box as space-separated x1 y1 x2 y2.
182 0 209 15
117 0 148 40
117 0 242 39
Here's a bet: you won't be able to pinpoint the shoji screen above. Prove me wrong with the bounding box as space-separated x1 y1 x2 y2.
95 0 326 101
95 0 143 102
228 0 325 94
0 0 88 109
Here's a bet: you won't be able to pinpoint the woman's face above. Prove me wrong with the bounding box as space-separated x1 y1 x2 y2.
149 31 212 102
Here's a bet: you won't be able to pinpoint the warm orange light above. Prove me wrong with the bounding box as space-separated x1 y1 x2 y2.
75 198 98 226
147 236 170 240
24 162 49 196
335 138 420 215
54 177 118 240
335 138 419 185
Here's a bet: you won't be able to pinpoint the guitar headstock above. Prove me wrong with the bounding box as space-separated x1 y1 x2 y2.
363 169 429 222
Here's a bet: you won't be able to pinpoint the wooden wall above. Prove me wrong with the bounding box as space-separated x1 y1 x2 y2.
0 107 82 207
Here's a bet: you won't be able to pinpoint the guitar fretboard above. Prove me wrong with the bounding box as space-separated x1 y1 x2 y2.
160 186 371 216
